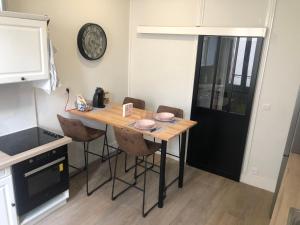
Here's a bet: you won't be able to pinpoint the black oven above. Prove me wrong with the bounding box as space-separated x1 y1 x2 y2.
12 145 69 216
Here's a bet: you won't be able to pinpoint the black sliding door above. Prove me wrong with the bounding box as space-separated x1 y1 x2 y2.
187 36 263 181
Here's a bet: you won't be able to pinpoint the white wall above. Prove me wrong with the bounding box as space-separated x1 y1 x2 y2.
7 0 130 167
240 0 300 191
0 82 36 136
128 0 300 192
128 0 201 156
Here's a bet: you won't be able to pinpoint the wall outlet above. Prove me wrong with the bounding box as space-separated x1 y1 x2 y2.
251 167 259 175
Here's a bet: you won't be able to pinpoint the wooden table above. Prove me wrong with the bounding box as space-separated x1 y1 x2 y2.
69 104 197 208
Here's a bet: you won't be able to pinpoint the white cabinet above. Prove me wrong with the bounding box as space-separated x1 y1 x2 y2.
0 12 49 84
0 169 18 225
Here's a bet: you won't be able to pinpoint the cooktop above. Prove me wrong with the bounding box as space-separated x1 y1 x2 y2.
0 127 63 156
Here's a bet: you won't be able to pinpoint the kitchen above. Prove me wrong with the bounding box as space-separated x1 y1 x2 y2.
0 0 300 225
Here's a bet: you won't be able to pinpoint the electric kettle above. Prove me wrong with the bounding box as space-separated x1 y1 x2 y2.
92 87 105 108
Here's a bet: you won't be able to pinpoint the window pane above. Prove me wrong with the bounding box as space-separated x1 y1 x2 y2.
212 37 236 111
234 37 247 76
196 37 218 108
246 38 257 87
230 92 248 115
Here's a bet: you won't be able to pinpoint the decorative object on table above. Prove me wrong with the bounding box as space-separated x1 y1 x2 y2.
122 103 133 117
154 112 175 122
77 23 107 60
104 91 110 104
75 95 92 112
92 87 105 108
134 119 156 130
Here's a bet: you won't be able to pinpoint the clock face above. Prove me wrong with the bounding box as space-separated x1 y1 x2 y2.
77 23 107 60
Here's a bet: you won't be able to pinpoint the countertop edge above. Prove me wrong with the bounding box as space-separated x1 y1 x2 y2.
0 137 72 170
270 153 300 225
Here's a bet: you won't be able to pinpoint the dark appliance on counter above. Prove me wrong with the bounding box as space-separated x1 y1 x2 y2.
271 88 300 216
0 127 69 216
92 87 105 108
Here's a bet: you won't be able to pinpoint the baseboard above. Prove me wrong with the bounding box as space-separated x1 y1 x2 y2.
240 173 276 192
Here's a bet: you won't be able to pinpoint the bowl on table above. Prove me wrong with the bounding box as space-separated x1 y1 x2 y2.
134 119 156 130
154 112 175 122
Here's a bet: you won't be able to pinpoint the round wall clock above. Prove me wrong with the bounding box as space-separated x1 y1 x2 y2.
77 23 107 60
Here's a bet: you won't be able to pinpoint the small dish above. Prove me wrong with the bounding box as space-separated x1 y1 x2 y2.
154 112 175 122
134 119 156 130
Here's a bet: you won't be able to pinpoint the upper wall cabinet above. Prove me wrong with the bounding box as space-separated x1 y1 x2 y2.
0 12 49 84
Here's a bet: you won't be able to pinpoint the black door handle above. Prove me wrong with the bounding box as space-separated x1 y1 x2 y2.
11 203 16 207
21 77 26 81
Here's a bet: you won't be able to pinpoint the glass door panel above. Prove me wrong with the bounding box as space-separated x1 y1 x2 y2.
195 36 263 115
196 36 218 108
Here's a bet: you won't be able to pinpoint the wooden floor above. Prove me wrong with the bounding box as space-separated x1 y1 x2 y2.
37 154 273 225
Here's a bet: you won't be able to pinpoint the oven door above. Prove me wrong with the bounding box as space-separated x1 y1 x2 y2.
12 146 69 216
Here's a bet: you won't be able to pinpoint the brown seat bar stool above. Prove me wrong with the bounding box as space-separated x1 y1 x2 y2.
151 105 184 190
156 105 183 159
111 126 161 217
121 97 146 172
57 115 112 196
100 97 146 163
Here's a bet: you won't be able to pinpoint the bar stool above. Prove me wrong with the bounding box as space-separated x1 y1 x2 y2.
57 115 112 196
100 97 146 162
151 105 184 191
111 126 161 217
155 105 183 159
122 97 146 172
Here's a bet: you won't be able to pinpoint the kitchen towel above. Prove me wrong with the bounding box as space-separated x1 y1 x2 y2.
33 39 60 94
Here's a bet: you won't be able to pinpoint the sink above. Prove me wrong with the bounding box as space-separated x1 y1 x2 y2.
287 208 300 225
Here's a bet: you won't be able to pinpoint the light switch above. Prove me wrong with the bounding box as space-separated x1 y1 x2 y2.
262 103 271 111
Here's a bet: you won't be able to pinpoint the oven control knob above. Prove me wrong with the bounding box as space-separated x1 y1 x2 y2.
53 150 56 154
29 159 34 164
11 203 16 207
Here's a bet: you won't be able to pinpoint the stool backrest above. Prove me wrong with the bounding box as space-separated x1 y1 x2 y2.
57 114 89 142
157 105 184 119
123 97 145 110
113 126 151 156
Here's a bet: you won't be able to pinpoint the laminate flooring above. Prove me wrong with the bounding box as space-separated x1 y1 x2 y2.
36 153 273 225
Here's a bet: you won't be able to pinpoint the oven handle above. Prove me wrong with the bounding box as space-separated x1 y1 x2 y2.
24 157 66 178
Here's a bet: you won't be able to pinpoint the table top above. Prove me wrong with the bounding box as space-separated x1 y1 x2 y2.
69 104 197 141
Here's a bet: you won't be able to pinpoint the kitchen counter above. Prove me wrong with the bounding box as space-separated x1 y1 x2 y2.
0 136 72 170
270 153 300 225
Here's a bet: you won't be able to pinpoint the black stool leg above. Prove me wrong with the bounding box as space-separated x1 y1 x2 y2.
111 149 119 200
85 136 113 196
84 142 87 170
85 142 90 196
101 125 108 161
142 156 148 217
124 153 128 172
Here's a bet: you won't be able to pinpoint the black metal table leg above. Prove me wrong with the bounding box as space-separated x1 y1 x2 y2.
179 131 187 188
158 140 167 208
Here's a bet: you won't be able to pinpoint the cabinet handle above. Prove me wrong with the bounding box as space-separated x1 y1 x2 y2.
11 203 16 207
21 77 26 81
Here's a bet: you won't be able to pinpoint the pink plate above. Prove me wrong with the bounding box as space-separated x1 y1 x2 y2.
134 119 156 130
154 112 175 122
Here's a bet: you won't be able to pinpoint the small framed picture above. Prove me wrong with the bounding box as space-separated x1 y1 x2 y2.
122 103 133 117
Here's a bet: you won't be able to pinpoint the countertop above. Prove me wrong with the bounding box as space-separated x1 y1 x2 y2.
0 136 72 170
270 153 300 225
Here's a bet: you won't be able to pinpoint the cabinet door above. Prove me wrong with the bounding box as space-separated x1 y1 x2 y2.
0 175 18 225
0 16 49 84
